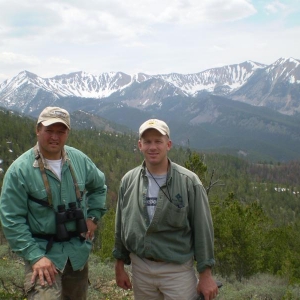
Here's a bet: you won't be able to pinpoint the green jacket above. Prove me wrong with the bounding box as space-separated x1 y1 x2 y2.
0 144 107 271
113 160 215 273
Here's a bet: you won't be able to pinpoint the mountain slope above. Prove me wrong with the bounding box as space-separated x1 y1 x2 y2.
1 57 300 162
1 57 299 115
232 58 300 114
87 93 300 162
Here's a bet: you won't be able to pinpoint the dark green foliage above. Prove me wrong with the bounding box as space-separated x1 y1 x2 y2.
212 193 268 281
184 151 300 283
184 150 207 182
0 110 36 187
97 208 116 260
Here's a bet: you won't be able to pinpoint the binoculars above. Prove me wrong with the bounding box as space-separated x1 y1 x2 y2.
56 202 88 241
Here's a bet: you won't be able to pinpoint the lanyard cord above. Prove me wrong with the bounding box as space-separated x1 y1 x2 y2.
34 148 82 207
68 162 83 202
147 168 172 202
36 153 53 206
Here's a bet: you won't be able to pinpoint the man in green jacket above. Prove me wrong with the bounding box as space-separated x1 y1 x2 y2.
0 106 107 300
113 119 218 300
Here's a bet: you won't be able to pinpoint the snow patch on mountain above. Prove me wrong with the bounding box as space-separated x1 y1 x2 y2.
0 57 300 115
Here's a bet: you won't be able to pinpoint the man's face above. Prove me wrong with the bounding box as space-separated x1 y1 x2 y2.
138 129 172 167
36 123 69 159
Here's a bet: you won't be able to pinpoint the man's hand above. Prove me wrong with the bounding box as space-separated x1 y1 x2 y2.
86 218 97 240
31 257 58 286
197 268 218 300
115 259 132 290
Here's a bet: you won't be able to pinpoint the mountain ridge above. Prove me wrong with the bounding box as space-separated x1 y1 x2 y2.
1 57 299 115
1 57 300 162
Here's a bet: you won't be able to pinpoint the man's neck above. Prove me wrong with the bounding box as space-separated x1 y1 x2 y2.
146 160 169 175
37 143 63 160
41 151 62 160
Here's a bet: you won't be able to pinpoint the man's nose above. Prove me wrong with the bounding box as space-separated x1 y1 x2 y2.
149 143 157 149
50 132 60 139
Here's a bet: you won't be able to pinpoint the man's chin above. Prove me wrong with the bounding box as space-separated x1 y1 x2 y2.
49 145 61 151
147 159 160 165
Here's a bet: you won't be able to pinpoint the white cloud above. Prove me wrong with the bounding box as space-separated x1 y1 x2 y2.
47 57 70 65
0 0 299 80
265 1 286 14
0 0 258 44
0 52 40 65
210 45 226 52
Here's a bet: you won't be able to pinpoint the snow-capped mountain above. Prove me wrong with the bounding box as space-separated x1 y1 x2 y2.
156 60 266 95
231 57 300 114
0 70 132 105
1 57 300 162
0 57 299 116
0 60 264 100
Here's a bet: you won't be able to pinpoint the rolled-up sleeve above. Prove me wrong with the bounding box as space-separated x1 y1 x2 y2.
190 182 215 273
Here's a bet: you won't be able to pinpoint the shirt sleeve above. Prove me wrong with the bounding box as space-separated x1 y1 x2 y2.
84 155 107 219
112 182 131 264
190 180 215 273
0 167 45 265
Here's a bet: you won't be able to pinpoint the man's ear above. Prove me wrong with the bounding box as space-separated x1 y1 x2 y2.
138 140 142 150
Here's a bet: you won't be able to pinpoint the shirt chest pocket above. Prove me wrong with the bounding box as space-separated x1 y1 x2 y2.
161 200 188 229
27 185 52 212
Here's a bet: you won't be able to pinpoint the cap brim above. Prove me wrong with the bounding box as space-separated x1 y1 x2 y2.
139 126 167 137
41 118 70 129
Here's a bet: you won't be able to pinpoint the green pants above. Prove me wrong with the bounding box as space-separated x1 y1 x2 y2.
24 260 89 300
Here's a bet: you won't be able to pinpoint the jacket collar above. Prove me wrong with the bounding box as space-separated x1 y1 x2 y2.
140 158 173 183
32 143 68 168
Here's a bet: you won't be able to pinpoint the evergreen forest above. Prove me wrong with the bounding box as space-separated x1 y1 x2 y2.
1 108 300 297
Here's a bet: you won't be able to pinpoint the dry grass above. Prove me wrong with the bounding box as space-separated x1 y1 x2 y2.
0 245 300 299
0 244 134 300
88 255 134 300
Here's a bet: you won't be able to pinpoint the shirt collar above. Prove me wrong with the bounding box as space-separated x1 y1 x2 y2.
33 143 68 168
140 158 173 181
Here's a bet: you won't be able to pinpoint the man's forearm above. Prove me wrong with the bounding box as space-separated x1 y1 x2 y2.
115 259 125 272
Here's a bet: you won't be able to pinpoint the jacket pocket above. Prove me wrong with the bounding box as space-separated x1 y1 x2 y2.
163 200 188 229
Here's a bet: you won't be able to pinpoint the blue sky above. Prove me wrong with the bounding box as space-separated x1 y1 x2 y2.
0 0 299 82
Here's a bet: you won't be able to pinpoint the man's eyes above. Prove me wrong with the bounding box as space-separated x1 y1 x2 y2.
144 140 162 144
45 130 66 135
